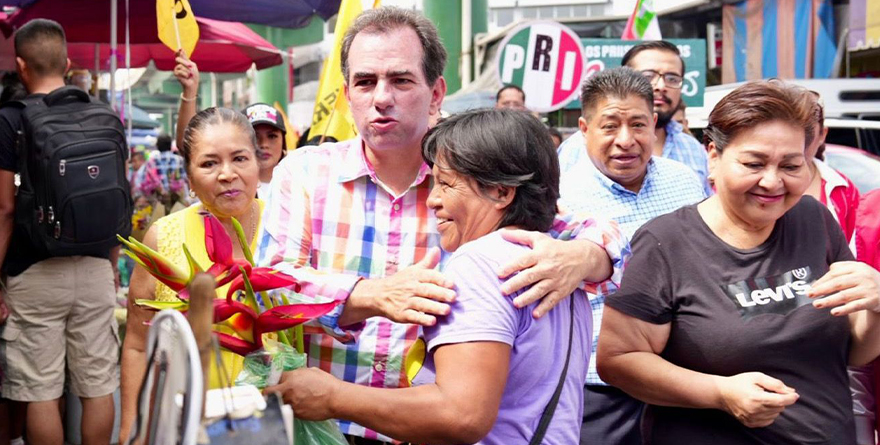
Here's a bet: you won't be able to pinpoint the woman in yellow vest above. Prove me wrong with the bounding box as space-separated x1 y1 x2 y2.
119 107 263 441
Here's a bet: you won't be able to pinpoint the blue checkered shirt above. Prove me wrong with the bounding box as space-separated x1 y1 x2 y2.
558 142 706 386
663 120 713 196
557 121 712 196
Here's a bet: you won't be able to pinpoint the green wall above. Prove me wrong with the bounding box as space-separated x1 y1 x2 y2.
251 18 325 110
425 0 489 94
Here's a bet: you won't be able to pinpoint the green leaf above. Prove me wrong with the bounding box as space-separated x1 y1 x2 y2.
280 293 305 354
123 250 148 268
135 299 189 311
262 291 275 310
268 294 291 346
295 325 305 355
239 266 260 313
182 243 203 281
231 217 255 266
276 327 292 347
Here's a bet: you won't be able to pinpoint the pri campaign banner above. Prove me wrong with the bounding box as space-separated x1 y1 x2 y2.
495 21 586 113
581 38 707 107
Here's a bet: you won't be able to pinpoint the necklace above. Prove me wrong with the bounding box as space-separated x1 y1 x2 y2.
248 200 258 245
202 201 258 249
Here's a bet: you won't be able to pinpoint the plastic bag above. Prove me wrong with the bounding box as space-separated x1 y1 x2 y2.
235 340 348 445
235 339 306 388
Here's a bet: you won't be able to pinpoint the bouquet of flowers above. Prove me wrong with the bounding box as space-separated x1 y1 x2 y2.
118 213 348 444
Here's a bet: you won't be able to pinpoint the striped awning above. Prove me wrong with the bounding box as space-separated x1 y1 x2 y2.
721 0 837 83
849 0 880 51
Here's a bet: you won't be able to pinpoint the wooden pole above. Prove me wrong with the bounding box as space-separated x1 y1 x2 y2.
318 104 337 145
186 273 215 416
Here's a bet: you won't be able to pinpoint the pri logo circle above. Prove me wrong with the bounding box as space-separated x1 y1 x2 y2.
495 21 585 113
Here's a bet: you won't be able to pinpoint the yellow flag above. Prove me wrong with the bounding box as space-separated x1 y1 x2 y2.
310 0 381 143
274 101 300 151
156 0 200 57
404 338 426 386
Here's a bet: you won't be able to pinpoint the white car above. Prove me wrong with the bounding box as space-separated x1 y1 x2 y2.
824 144 880 193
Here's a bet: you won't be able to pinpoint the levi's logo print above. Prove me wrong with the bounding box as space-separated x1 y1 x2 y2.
720 267 814 320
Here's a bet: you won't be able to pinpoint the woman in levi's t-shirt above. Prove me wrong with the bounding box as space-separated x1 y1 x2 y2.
598 80 880 445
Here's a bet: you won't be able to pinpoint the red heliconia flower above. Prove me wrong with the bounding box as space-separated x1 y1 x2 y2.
118 235 190 292
203 213 234 267
225 268 301 301
213 298 257 324
252 301 340 348
213 260 253 290
215 332 260 356
125 212 342 357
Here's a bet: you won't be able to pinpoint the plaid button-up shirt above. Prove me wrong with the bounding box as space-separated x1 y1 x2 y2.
135 150 189 197
662 120 713 196
257 136 629 440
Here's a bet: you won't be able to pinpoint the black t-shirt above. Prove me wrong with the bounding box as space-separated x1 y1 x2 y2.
605 197 856 445
0 95 110 277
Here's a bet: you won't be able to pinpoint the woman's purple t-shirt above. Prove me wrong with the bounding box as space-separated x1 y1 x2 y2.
413 231 592 445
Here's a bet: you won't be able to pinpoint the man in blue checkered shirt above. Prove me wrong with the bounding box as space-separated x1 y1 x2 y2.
558 67 706 445
559 40 712 197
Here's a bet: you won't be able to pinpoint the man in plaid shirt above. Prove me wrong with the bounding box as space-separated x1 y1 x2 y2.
135 134 189 202
258 7 628 444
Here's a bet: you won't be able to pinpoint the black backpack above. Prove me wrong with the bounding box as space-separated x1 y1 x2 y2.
11 86 132 257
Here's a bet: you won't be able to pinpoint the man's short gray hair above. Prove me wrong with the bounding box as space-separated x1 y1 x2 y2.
580 67 654 121
340 6 448 85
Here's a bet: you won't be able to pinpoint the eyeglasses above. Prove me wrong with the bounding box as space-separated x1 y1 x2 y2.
640 70 683 89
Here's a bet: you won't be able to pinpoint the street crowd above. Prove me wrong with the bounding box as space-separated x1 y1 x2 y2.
2 6 880 445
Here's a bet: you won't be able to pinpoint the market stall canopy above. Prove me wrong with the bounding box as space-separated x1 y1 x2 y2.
187 0 341 28
1 1 282 72
64 18 282 72
125 104 162 129
0 0 340 29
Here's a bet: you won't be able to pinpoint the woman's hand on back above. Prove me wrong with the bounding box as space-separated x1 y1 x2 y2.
715 372 799 428
809 261 880 316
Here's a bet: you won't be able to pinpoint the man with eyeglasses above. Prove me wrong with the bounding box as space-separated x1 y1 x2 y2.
558 41 712 196
623 41 711 195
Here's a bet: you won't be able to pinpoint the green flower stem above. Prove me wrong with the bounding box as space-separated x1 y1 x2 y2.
295 325 305 355
279 293 304 354
231 218 255 266
239 267 261 313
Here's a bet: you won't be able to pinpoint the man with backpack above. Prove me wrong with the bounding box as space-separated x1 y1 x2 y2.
0 19 130 445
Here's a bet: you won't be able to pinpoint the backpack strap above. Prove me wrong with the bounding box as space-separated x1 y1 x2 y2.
42 86 91 107
0 100 24 111
3 96 42 169
529 295 576 445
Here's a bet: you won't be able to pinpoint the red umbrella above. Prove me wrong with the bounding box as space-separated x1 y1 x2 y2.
1 0 282 73
66 17 282 73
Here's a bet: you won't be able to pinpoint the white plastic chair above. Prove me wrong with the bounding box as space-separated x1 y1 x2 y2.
127 309 204 445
